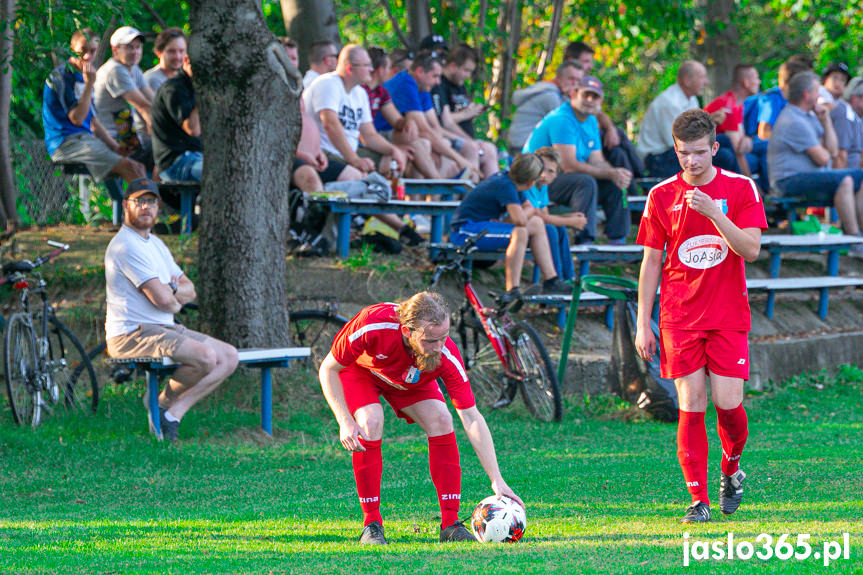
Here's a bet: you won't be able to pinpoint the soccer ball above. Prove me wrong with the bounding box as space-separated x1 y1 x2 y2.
470 495 526 543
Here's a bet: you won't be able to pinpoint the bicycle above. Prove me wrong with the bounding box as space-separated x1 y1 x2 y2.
428 230 562 421
2 240 99 427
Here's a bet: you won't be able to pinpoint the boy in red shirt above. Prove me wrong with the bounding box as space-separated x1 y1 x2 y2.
319 291 522 544
635 109 767 523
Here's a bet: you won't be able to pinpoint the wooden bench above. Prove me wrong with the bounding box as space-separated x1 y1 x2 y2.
158 181 200 235
107 347 310 437
747 276 863 319
403 178 473 200
760 234 863 277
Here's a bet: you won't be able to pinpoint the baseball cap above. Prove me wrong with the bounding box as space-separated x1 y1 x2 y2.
822 62 851 82
845 76 863 99
125 178 161 200
578 75 604 97
110 26 144 47
418 34 448 52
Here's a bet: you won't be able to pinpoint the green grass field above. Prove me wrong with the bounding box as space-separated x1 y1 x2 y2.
1 363 861 574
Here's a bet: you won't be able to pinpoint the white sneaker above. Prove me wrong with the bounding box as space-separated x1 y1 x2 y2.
412 215 431 234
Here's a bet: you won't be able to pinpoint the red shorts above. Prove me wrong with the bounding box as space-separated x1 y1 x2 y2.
340 364 446 424
659 328 749 380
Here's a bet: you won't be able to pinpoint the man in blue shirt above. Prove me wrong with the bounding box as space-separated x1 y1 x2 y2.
525 76 629 243
450 154 570 296
43 29 145 183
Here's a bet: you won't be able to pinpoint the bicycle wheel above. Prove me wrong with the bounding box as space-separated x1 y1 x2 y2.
3 313 41 426
457 309 506 408
289 310 349 369
43 315 99 412
510 321 562 422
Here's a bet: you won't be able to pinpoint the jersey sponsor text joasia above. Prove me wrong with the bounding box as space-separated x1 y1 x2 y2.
636 170 768 331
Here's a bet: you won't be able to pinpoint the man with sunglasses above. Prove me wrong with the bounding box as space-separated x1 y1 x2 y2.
43 29 145 184
303 41 339 89
105 178 238 442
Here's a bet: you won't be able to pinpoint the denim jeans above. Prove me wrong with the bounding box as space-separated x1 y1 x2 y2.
161 151 203 182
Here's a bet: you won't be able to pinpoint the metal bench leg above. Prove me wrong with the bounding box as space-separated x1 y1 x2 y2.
769 252 781 278
261 367 272 435
113 199 123 225
531 265 540 284
556 308 566 330
147 371 162 438
578 260 589 278
818 288 829 319
827 249 839 276
605 305 614 331
337 213 351 258
766 291 776 319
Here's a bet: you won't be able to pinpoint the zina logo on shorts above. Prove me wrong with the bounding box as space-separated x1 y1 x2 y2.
678 234 728 269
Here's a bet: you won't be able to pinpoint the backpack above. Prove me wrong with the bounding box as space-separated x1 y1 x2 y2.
288 189 333 256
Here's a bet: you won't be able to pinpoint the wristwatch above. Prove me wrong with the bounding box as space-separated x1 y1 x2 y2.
168 281 178 295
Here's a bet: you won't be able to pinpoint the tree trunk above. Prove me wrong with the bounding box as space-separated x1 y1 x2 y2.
189 0 302 347
406 0 431 48
0 0 18 228
279 0 340 72
536 0 564 78
489 0 521 135
692 0 740 101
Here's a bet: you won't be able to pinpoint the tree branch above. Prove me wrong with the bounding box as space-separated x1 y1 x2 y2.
378 0 410 49
137 0 167 29
536 0 564 78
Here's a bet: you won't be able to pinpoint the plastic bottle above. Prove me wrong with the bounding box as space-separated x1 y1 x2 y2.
390 159 405 200
498 148 512 170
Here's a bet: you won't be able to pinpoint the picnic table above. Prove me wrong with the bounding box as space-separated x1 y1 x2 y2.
309 197 460 258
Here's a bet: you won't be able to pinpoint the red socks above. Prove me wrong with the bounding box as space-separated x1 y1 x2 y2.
352 437 383 526
716 403 749 476
677 410 709 504
428 432 462 529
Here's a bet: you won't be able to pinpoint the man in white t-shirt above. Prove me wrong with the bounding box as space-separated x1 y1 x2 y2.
303 41 338 89
105 178 238 441
95 26 156 167
303 44 406 176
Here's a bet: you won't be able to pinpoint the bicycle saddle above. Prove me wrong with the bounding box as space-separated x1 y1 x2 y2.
2 260 34 274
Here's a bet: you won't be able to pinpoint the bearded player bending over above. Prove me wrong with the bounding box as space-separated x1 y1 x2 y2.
319 291 523 544
635 109 767 523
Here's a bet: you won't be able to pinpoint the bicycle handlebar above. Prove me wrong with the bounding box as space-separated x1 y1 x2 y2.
0 240 70 285
455 229 488 256
429 229 489 288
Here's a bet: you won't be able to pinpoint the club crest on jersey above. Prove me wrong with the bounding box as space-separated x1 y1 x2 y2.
403 366 422 384
714 198 728 215
678 234 728 269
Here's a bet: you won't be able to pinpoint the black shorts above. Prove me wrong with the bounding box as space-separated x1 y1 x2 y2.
292 157 348 184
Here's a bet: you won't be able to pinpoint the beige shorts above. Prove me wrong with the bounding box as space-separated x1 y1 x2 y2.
107 323 209 360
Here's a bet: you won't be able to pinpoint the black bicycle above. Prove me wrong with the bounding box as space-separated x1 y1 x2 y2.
2 240 98 426
429 231 562 421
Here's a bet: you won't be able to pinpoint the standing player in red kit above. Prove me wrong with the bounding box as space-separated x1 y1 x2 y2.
634 109 767 523
319 291 522 544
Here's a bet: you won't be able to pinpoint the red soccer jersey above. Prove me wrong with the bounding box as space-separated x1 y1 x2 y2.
331 302 476 409
636 169 767 331
704 91 743 134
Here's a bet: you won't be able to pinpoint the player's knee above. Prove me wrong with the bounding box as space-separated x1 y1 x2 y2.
426 409 453 436
356 411 383 438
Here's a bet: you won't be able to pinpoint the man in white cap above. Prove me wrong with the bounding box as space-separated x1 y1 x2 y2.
95 26 156 165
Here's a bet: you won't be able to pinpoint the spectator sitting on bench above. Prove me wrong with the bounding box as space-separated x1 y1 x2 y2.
151 53 201 182
637 61 740 178
450 153 571 298
303 40 338 89
523 147 587 282
818 62 851 110
704 64 761 179
508 59 583 153
364 47 441 180
105 178 239 441
377 51 476 182
831 76 863 170
563 40 645 195
388 49 413 80
524 75 629 244
43 28 145 184
432 44 499 179
303 44 421 245
767 71 863 258
143 27 187 93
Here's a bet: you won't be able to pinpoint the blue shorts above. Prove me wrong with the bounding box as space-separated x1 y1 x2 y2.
450 220 514 251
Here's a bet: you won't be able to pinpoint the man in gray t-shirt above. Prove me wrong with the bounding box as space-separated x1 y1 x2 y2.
95 26 155 144
105 178 238 441
143 27 187 93
768 71 863 249
831 76 863 170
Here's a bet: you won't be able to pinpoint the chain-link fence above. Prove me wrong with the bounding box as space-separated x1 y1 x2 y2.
12 139 115 226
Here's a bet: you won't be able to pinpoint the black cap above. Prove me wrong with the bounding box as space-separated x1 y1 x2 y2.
822 62 851 82
125 178 161 200
418 34 448 52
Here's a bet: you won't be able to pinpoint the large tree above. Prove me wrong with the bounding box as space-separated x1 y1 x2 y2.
0 0 17 228
188 0 302 347
279 0 340 71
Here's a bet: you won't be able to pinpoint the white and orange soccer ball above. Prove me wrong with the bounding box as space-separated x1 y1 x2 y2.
470 495 526 543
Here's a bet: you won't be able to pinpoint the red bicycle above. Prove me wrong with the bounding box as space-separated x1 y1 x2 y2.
429 231 562 421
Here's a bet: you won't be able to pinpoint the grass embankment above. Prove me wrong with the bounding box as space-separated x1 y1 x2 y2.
0 364 861 574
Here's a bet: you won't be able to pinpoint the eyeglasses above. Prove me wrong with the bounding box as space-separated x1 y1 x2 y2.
324 53 338 59
350 61 373 68
129 197 158 206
